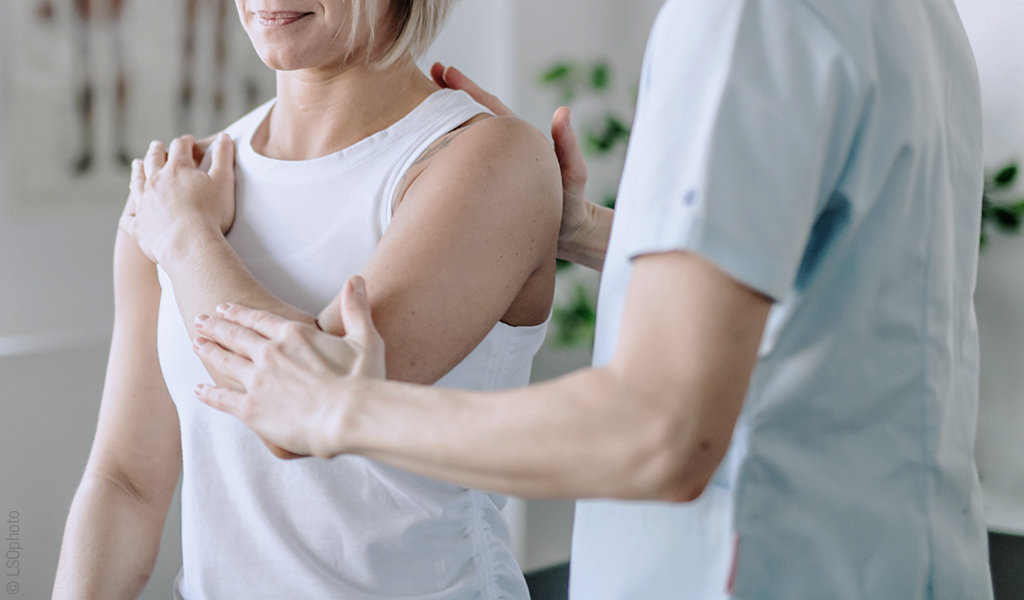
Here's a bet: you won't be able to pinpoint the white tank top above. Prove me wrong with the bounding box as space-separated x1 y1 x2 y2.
156 90 546 600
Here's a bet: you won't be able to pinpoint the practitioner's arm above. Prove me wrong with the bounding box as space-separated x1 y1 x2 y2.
431 64 613 271
53 231 182 599
195 251 771 501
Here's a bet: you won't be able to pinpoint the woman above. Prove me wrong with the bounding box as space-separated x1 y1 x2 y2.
52 0 562 598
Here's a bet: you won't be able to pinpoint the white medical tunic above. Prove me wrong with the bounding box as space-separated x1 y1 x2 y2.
571 0 992 598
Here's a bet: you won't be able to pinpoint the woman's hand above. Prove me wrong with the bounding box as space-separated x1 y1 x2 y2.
193 276 385 459
119 133 236 265
430 63 596 262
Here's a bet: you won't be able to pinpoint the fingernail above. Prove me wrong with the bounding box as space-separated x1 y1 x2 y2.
194 384 205 395
353 278 366 295
132 159 142 169
218 132 230 143
216 303 231 315
195 314 210 326
194 337 209 347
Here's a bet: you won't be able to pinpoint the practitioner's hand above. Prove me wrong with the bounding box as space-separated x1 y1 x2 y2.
119 133 236 265
431 63 597 262
193 276 386 459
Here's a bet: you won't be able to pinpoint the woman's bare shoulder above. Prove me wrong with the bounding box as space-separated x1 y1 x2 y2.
399 114 562 223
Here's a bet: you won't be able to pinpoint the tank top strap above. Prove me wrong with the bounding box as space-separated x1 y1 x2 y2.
379 89 493 233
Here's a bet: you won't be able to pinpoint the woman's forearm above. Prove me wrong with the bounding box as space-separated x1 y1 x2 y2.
52 475 169 600
159 225 318 388
161 225 317 339
558 202 613 272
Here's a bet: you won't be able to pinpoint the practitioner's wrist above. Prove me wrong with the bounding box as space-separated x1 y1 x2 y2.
558 200 612 271
315 376 372 459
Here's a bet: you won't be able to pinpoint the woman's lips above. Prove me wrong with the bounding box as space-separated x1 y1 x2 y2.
255 11 311 27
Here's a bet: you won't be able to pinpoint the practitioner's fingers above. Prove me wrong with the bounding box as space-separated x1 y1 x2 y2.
194 385 309 460
194 313 271 361
192 335 255 383
441 66 515 117
194 383 245 416
430 62 448 88
551 107 589 198
340 276 386 378
264 441 306 460
168 135 197 168
143 140 167 180
214 304 298 340
207 133 236 183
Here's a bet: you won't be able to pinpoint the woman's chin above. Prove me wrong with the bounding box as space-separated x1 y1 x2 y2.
255 50 315 73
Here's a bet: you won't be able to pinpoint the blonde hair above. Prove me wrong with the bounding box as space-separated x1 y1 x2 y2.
345 0 458 69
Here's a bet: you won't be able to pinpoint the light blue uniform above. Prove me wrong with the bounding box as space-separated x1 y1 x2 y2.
571 0 992 598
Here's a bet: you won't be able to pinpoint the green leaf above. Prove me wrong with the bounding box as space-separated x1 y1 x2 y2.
585 116 631 155
993 207 1022 231
552 285 597 347
602 195 616 209
590 63 610 91
556 258 573 271
541 64 573 84
994 163 1018 188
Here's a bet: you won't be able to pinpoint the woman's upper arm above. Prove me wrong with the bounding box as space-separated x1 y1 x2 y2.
327 116 561 385
84 230 181 508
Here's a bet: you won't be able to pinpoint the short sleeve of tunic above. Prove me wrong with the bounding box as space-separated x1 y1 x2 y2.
615 0 865 301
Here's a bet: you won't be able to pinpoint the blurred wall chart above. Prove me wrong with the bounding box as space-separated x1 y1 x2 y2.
1 0 275 214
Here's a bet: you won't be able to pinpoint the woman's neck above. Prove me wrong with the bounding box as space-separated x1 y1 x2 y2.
255 57 439 161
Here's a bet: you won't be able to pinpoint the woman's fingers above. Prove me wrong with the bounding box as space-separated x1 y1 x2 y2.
143 140 167 179
122 159 144 222
168 135 197 168
192 335 255 383
440 66 515 117
213 304 295 340
207 133 236 183
193 134 217 164
340 276 386 378
129 159 145 197
551 107 589 196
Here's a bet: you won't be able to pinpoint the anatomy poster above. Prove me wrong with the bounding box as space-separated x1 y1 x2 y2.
1 0 276 214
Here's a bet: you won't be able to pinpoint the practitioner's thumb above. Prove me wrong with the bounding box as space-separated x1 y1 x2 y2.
340 276 386 378
552 107 588 195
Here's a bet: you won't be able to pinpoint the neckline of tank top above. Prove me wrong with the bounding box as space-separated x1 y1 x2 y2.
236 89 486 179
